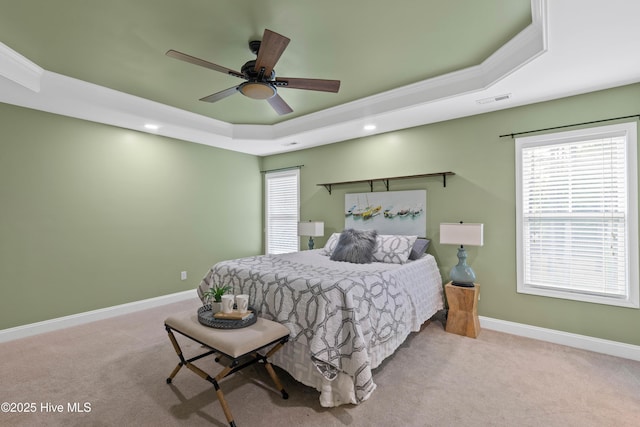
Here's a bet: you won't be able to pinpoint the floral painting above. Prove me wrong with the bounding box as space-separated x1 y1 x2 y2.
344 190 426 236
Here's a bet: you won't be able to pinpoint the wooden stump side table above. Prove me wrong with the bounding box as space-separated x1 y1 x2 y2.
444 282 480 338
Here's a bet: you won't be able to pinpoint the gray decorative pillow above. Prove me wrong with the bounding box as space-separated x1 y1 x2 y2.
330 229 378 264
321 232 341 256
372 234 418 264
409 238 431 260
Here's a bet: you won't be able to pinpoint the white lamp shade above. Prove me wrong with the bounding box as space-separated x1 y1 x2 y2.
298 221 324 237
440 223 484 246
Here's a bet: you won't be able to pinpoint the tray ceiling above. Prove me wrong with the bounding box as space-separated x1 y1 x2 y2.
1 0 639 156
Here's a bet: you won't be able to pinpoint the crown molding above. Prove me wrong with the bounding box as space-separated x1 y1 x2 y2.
0 41 43 92
263 1 547 142
0 0 547 156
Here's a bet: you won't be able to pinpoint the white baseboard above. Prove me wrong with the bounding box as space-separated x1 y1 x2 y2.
0 290 196 343
480 316 640 362
2 297 638 362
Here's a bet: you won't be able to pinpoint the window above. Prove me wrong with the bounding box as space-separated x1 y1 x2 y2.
264 169 300 254
516 121 639 308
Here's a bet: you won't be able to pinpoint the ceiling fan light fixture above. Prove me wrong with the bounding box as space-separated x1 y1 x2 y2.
239 82 276 100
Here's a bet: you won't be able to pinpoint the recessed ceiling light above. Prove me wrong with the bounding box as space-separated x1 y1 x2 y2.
144 123 160 130
364 124 377 131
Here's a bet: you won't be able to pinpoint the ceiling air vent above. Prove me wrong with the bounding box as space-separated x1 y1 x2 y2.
476 93 512 105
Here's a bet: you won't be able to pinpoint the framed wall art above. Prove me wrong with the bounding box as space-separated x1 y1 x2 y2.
344 190 426 236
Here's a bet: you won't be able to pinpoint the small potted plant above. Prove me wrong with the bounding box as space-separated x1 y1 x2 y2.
202 284 231 313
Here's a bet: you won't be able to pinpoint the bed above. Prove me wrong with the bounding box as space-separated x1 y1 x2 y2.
197 232 444 407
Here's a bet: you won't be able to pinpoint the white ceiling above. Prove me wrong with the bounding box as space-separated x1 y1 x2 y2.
1 0 639 156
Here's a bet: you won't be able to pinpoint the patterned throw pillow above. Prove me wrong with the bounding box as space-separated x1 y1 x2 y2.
372 234 418 264
330 229 378 264
321 232 341 256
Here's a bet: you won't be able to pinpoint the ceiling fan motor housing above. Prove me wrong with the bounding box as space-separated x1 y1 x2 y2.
241 60 275 81
240 60 277 99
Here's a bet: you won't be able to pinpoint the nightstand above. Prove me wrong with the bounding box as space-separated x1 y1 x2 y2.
444 282 480 338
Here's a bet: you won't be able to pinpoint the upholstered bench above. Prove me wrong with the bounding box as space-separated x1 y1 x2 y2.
164 309 290 427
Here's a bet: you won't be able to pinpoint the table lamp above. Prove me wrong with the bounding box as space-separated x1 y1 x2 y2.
440 222 484 287
298 221 324 250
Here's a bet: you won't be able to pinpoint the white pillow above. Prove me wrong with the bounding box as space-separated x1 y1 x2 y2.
321 232 341 256
372 235 418 264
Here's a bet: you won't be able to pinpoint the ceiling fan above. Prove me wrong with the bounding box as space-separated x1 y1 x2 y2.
166 29 341 115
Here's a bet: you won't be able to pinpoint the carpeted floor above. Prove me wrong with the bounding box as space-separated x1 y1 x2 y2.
1 298 639 427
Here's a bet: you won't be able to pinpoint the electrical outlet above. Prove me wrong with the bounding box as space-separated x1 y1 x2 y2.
180 271 187 281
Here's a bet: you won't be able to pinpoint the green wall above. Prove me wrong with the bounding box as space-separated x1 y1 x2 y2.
262 83 640 346
3 83 639 346
0 104 263 329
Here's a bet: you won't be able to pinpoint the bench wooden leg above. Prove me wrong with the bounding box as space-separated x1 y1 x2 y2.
264 361 288 399
214 366 236 424
214 382 236 427
165 328 184 384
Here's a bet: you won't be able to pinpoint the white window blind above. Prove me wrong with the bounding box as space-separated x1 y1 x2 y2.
265 169 299 255
516 122 639 308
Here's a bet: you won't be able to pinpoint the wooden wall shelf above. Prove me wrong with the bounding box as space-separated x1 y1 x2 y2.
317 172 455 194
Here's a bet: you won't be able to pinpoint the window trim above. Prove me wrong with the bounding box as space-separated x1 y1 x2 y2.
515 121 639 308
264 168 300 255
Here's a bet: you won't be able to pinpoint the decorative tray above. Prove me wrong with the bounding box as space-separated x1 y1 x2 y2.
198 304 257 329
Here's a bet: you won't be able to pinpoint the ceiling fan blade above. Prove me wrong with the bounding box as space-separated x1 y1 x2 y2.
254 29 290 78
199 86 239 103
166 49 245 79
267 94 293 115
275 77 340 93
